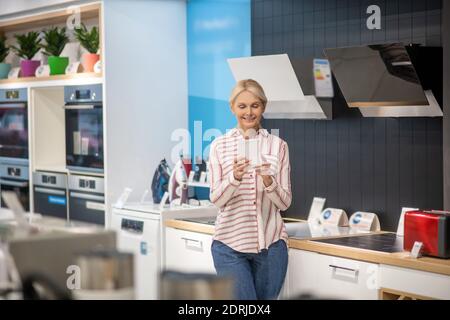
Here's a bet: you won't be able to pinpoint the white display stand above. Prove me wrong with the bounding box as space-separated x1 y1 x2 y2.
349 211 381 231
319 208 348 227
396 207 419 237
307 197 326 224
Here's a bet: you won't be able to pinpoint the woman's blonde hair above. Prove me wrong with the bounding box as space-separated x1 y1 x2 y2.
229 79 268 107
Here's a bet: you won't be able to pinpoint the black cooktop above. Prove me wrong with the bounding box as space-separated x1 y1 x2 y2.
179 217 216 226
312 233 404 253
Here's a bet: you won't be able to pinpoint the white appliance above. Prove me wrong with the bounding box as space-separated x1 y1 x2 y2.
111 202 218 300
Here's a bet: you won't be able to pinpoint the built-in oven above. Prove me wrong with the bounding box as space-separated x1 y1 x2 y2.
0 88 28 159
33 171 68 220
64 84 103 173
68 174 105 225
0 160 29 211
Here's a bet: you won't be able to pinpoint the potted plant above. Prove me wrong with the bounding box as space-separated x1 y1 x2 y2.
74 23 99 72
11 31 42 77
0 35 11 79
41 26 69 75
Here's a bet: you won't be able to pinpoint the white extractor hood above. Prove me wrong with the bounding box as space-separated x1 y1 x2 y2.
227 54 332 120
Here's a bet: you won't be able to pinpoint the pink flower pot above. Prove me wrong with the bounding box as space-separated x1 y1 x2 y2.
20 59 41 77
81 53 100 72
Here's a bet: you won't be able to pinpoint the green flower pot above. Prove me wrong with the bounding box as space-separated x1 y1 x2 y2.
48 56 69 75
0 63 11 79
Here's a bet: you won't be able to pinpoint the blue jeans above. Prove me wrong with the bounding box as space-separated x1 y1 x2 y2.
211 239 288 300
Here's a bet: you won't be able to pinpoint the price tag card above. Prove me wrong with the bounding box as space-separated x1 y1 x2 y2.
313 59 334 98
114 187 132 209
94 60 102 73
410 241 423 258
8 67 20 79
188 171 195 183
66 61 81 74
35 65 50 77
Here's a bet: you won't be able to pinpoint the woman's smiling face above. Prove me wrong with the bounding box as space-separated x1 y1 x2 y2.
231 90 265 131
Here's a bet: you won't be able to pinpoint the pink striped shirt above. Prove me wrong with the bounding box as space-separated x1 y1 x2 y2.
208 128 292 253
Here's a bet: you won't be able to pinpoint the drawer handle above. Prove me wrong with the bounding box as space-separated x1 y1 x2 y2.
328 264 357 272
181 237 203 251
329 264 359 281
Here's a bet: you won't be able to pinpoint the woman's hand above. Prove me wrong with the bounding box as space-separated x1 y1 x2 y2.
255 163 274 187
233 157 250 181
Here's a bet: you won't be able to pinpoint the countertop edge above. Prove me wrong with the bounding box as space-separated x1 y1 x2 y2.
164 219 450 276
288 238 450 276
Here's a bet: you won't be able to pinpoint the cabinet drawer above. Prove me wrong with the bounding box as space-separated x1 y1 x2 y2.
315 254 379 300
379 264 450 300
165 227 215 274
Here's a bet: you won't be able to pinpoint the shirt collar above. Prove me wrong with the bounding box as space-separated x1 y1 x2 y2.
228 127 269 138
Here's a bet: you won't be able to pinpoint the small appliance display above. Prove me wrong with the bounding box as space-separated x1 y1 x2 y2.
404 210 450 258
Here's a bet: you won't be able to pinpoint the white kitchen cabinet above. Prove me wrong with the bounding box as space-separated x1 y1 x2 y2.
287 249 379 300
165 227 215 274
379 264 450 300
286 249 323 299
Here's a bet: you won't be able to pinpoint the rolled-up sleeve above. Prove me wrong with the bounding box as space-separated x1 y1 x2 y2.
265 141 292 211
208 140 240 208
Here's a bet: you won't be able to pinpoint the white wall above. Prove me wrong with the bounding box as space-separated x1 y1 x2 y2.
103 0 188 225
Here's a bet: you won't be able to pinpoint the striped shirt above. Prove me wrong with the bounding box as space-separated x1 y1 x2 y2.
208 128 292 253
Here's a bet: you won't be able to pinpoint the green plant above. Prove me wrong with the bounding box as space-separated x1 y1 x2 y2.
74 23 99 54
11 31 42 60
0 35 9 62
41 26 69 57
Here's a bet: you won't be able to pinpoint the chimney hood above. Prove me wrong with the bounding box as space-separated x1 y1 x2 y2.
324 43 443 117
227 54 332 120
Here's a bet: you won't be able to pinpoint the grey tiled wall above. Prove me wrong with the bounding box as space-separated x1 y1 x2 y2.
252 0 443 230
252 0 441 58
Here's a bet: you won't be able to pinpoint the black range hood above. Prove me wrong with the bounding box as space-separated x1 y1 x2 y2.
324 43 443 117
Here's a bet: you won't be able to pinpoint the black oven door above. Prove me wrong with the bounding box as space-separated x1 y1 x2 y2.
65 104 103 172
68 191 105 225
0 178 29 211
33 186 67 219
0 103 28 159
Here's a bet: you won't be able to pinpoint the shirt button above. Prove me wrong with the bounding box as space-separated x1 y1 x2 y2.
253 201 256 204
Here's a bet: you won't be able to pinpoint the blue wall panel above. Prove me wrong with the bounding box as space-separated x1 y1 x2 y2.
187 0 251 161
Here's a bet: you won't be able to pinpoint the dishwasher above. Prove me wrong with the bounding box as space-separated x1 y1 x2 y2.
33 171 68 219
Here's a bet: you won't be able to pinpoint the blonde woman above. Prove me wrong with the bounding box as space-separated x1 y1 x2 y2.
208 79 292 300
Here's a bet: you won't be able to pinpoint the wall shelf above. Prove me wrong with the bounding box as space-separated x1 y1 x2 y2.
0 2 103 89
0 72 103 89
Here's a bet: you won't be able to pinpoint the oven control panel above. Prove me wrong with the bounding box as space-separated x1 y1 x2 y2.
68 175 104 194
0 163 29 180
33 171 67 189
79 178 96 190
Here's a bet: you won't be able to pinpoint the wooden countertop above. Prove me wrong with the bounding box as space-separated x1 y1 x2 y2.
165 219 215 235
288 237 450 276
164 219 450 276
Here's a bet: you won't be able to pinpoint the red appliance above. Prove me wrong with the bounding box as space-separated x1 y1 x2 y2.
404 210 450 258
